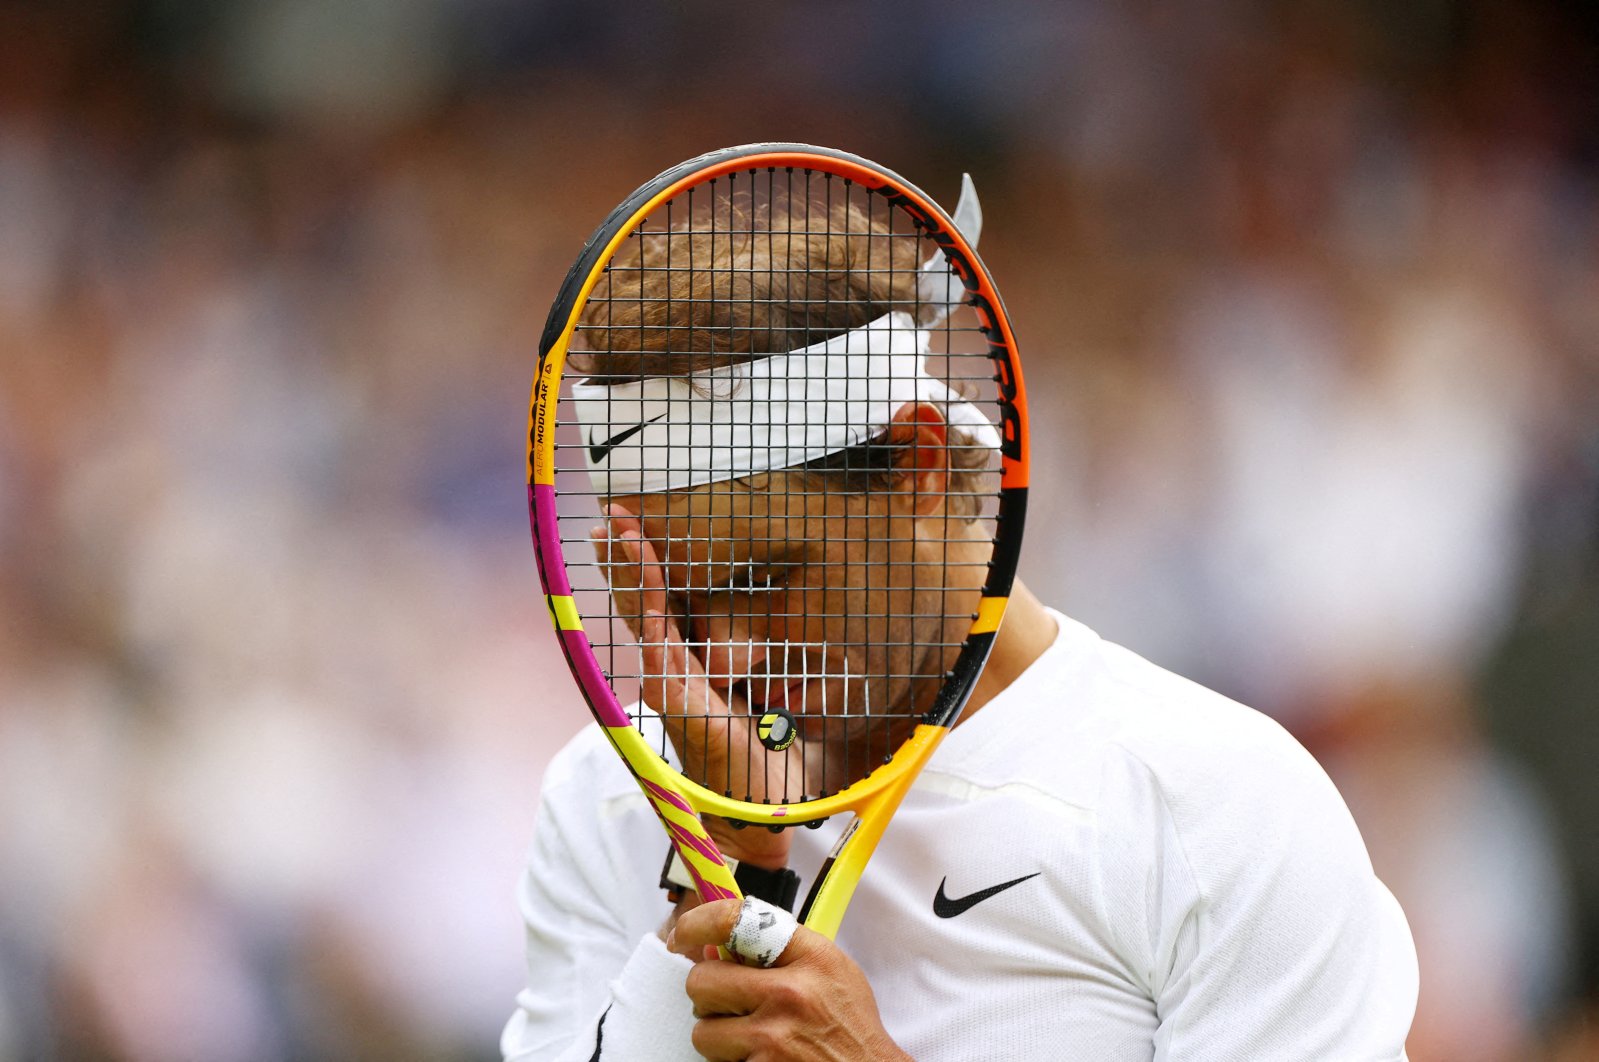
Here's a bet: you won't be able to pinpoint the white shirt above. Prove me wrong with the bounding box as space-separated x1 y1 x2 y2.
503 610 1418 1060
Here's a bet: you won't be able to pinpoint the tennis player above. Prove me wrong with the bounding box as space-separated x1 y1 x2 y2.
504 180 1418 1061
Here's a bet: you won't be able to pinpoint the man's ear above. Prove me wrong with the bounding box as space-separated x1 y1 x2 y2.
884 401 949 517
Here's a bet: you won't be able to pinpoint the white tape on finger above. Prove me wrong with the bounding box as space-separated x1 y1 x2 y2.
726 896 799 968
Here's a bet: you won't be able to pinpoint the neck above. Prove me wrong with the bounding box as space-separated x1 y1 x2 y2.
958 579 1056 725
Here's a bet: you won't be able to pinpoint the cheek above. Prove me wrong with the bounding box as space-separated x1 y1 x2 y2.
778 582 849 648
778 509 931 644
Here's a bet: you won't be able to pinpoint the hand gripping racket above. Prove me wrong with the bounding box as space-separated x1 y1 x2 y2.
527 144 1027 940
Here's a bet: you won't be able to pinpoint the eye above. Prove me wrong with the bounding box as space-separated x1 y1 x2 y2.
730 569 783 595
716 563 795 597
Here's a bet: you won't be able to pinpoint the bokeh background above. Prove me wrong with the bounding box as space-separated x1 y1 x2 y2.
1 0 1596 1058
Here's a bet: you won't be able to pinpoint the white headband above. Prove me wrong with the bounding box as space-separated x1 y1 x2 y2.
573 176 998 495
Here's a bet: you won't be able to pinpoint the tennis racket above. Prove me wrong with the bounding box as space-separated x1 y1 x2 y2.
527 143 1027 940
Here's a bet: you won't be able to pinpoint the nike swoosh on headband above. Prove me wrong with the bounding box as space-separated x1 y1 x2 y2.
588 413 666 464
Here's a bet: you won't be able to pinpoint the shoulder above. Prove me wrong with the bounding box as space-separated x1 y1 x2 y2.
1090 636 1347 841
971 611 1393 917
536 720 651 824
524 720 671 905
542 721 631 794
1063 630 1419 1048
1050 622 1415 1019
968 613 1346 842
1041 623 1369 889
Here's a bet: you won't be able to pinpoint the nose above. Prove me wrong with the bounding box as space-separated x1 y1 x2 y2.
690 607 768 690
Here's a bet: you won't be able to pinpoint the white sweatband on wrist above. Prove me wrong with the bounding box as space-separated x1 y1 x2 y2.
725 896 799 968
572 175 999 496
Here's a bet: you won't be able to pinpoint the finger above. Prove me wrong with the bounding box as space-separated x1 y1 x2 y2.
592 505 671 639
612 519 802 808
642 608 737 789
684 960 759 1019
595 503 641 569
590 519 643 635
689 1014 755 1062
669 898 743 956
601 501 641 533
644 612 807 809
643 611 807 812
672 897 810 969
621 529 669 618
640 609 715 716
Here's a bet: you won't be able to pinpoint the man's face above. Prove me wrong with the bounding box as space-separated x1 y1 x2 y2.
628 469 985 747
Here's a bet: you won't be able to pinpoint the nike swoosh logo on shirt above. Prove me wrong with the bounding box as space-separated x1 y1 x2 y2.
933 872 1040 918
588 413 666 464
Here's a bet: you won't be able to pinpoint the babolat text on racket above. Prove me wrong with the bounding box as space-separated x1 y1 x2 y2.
527 143 1027 939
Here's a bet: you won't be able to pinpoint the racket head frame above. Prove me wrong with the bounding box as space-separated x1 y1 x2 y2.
527 143 1029 936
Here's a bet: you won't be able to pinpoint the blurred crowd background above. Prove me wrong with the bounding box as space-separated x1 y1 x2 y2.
0 0 1595 1058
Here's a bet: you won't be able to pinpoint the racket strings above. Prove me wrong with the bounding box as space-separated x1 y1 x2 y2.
560 166 1000 806
575 176 920 371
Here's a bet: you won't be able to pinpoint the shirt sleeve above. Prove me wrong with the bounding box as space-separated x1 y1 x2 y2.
1097 724 1419 1061
500 752 705 1062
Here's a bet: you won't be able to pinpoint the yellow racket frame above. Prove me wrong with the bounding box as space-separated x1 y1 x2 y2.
528 144 1027 939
